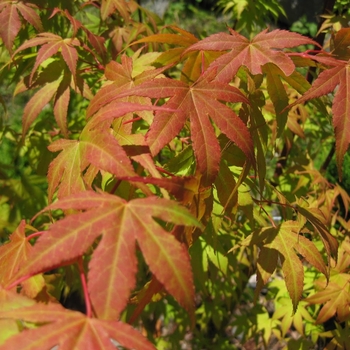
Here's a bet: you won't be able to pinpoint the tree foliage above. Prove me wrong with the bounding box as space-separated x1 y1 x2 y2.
0 0 349 348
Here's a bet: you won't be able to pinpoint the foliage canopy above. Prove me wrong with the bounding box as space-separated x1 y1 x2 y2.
0 0 349 348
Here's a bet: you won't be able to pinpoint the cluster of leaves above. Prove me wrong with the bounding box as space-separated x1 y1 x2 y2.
160 0 230 38
216 0 286 34
0 0 349 348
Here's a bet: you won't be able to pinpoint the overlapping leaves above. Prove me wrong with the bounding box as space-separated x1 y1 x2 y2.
0 293 155 350
288 28 350 178
236 221 328 312
0 1 43 52
112 68 254 185
305 239 350 324
1 3 350 348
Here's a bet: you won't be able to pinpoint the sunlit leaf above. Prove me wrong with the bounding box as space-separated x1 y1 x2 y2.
9 191 201 320
0 302 155 350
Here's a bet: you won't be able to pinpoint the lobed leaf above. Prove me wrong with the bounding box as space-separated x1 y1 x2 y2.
47 129 145 201
0 303 155 350
245 221 328 312
15 2 43 32
0 2 42 51
11 191 201 320
109 71 253 184
13 33 62 56
288 54 350 179
0 221 31 287
270 223 304 312
184 28 318 83
0 2 21 52
305 279 350 324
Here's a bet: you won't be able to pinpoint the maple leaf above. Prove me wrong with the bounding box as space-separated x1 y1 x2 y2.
272 299 314 337
130 26 222 83
183 28 318 83
100 0 137 21
0 301 155 350
86 54 169 119
12 32 83 135
237 221 328 312
0 221 47 299
303 240 350 325
13 57 93 136
0 1 43 52
297 205 339 261
47 127 152 202
111 68 254 185
13 32 80 86
305 277 350 324
85 54 177 183
268 221 328 312
288 59 350 179
9 191 202 321
0 220 31 287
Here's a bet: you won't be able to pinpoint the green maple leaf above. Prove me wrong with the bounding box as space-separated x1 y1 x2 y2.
237 221 328 313
273 298 314 337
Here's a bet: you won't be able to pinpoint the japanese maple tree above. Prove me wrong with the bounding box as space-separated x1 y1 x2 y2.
0 0 349 348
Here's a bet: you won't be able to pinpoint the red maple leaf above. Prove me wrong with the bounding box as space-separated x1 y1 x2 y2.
0 1 43 52
110 68 254 185
7 191 202 321
288 32 350 180
183 28 318 83
0 297 155 350
13 32 80 85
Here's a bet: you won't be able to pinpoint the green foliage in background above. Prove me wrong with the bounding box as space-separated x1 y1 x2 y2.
217 0 286 34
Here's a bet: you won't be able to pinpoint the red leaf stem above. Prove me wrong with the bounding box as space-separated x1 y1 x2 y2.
26 231 46 240
77 257 92 318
